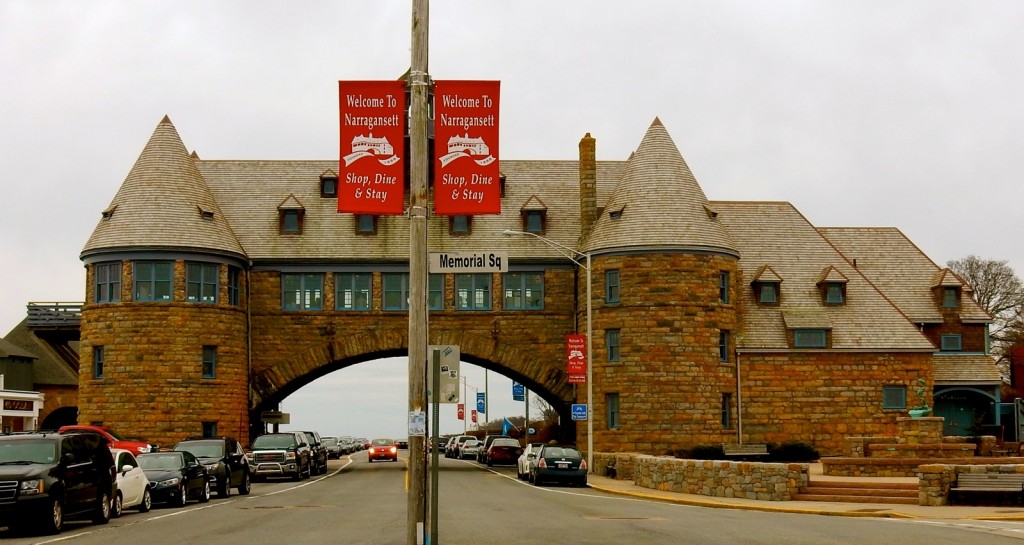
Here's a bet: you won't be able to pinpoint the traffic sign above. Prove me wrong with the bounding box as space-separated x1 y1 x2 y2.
571 404 588 421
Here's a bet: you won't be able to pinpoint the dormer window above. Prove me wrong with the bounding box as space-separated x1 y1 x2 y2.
943 287 959 308
520 196 547 235
940 334 962 351
356 214 378 235
320 171 339 198
816 266 848 306
750 265 783 306
277 194 306 235
450 215 472 236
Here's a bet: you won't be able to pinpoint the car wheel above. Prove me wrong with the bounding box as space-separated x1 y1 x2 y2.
177 485 187 507
199 481 211 503
532 472 542 486
41 498 63 534
238 472 251 495
111 491 123 518
93 489 111 524
219 476 231 498
138 488 152 513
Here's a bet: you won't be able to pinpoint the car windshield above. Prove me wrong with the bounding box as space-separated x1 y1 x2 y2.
175 442 224 458
542 447 581 458
138 453 184 470
0 440 56 464
252 435 297 449
371 439 393 446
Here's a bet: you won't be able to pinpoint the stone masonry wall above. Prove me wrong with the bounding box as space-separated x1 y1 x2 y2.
632 455 809 501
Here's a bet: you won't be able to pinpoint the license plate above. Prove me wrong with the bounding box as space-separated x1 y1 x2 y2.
556 462 570 469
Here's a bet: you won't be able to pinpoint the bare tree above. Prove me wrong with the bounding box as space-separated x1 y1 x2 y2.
947 256 1024 346
529 395 559 424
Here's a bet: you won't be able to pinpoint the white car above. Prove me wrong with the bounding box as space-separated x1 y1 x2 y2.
459 440 482 460
112 448 152 516
517 442 546 480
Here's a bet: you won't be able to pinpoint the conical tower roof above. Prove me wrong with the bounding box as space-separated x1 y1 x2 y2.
583 118 737 257
81 116 245 259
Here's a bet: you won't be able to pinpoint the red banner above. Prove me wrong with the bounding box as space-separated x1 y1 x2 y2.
566 334 587 383
457 403 465 420
433 80 501 215
471 409 478 424
338 80 406 214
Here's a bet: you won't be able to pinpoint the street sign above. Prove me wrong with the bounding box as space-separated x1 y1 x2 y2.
429 251 507 273
512 381 525 401
427 345 460 403
261 411 290 424
476 392 485 413
571 404 588 421
457 404 465 420
471 409 478 423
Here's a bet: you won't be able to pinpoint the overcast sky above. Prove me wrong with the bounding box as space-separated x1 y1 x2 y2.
2 2 1021 440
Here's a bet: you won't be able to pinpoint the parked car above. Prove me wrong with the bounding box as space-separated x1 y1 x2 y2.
0 431 116 534
173 437 251 497
516 442 545 480
298 430 329 475
111 448 152 517
246 432 310 481
477 434 511 463
530 445 588 487
322 436 342 459
58 425 158 454
485 438 523 467
447 435 475 459
137 451 210 506
396 438 410 449
459 439 482 460
367 438 398 462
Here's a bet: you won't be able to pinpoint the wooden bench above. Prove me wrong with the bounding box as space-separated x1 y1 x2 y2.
722 443 769 458
949 473 1024 505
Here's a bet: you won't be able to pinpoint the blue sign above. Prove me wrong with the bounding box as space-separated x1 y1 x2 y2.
476 392 486 413
512 381 525 401
571 404 588 421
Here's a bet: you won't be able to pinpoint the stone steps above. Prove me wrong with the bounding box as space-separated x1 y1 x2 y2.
794 480 919 505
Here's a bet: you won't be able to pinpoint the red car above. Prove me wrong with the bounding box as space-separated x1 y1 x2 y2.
59 425 157 454
367 438 398 462
485 438 523 467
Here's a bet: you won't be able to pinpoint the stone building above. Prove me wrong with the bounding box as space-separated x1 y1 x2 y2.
71 115 1000 455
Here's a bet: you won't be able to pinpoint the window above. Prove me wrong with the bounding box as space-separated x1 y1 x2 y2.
228 267 241 306
524 210 544 234
336 273 371 311
320 174 338 197
94 261 122 303
943 287 959 308
719 330 729 362
759 283 778 304
186 262 219 303
606 393 620 430
202 422 217 438
282 273 323 310
134 261 173 302
719 271 729 303
941 334 962 351
429 274 444 311
280 210 302 234
882 385 907 409
383 273 410 310
450 215 471 235
605 270 620 303
825 283 844 304
793 329 827 348
606 329 621 362
503 272 544 310
202 345 217 378
356 215 377 235
93 346 104 379
456 274 491 310
721 393 732 429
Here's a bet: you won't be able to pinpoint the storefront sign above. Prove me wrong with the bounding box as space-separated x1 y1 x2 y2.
2 399 32 411
338 80 406 214
433 80 500 215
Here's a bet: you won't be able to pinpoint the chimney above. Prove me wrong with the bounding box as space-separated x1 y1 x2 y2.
579 132 597 243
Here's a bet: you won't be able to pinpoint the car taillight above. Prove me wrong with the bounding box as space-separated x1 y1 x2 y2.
538 458 547 468
580 459 587 470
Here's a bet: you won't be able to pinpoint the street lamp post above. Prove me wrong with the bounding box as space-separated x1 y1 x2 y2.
503 230 593 473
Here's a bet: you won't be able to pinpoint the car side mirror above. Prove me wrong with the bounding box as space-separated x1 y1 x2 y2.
121 464 134 474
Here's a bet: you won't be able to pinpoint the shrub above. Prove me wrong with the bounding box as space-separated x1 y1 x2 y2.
768 441 819 462
674 444 725 460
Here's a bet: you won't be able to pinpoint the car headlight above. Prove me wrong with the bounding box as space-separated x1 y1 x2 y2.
19 480 43 495
157 477 181 487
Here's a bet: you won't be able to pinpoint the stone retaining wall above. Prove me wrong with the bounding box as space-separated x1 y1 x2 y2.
918 464 1024 506
630 455 809 501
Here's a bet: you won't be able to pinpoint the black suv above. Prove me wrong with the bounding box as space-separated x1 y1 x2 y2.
246 432 311 481
299 431 328 476
173 437 252 497
0 432 115 534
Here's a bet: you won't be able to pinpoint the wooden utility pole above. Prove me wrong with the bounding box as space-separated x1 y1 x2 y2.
407 1 429 544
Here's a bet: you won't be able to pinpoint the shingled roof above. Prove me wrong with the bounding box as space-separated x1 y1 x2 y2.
81 116 245 260
583 118 737 257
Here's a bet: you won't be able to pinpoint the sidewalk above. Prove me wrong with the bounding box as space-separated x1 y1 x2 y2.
584 465 1024 521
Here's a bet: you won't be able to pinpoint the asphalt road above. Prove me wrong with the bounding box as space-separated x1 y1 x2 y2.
4 452 1024 544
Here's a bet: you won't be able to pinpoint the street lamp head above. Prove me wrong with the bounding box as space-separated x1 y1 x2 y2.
501 229 521 237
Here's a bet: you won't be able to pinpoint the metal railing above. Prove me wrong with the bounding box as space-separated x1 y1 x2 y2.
26 302 83 327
